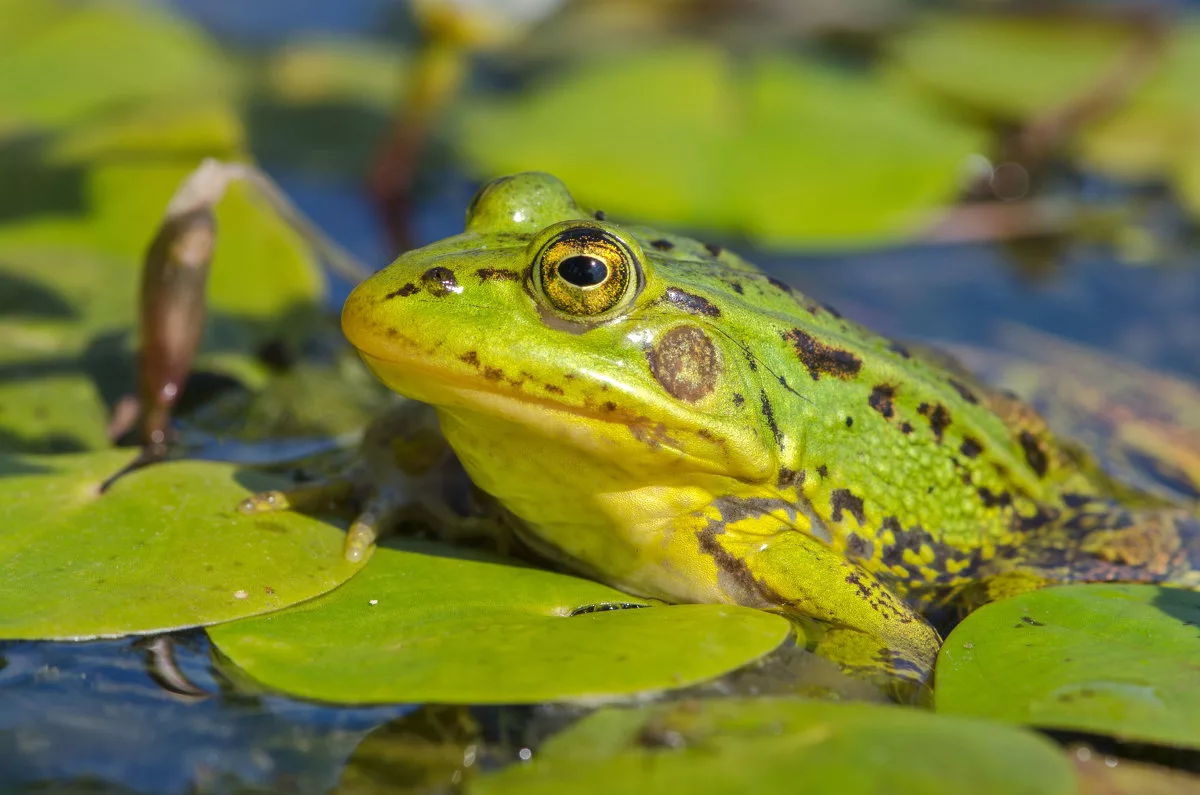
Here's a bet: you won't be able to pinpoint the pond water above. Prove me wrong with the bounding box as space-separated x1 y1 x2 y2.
2 1 1199 793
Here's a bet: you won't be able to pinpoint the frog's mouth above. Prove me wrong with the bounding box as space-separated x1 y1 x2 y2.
357 348 668 436
355 348 757 480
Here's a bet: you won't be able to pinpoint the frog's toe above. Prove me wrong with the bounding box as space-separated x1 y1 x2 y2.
808 624 939 697
238 478 357 515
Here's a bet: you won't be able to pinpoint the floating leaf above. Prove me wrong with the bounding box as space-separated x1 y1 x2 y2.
936 584 1200 749
888 17 1134 121
470 698 1077 795
456 46 985 248
265 39 405 111
0 0 231 136
890 18 1200 221
0 449 364 639
209 541 791 704
1080 24 1200 220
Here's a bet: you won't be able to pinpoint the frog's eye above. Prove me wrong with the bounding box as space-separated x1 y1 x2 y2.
531 222 642 319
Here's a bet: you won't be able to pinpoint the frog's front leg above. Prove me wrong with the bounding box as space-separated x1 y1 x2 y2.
702 522 941 684
241 400 505 561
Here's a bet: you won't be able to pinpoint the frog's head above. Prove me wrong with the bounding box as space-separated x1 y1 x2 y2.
343 173 777 493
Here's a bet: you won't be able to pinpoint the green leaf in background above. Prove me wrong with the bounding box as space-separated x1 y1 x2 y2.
0 449 364 639
469 698 1077 795
889 17 1200 221
0 0 334 454
265 39 405 112
0 0 232 137
456 45 986 249
1079 24 1200 219
888 17 1133 120
936 584 1200 750
0 166 328 453
208 541 791 704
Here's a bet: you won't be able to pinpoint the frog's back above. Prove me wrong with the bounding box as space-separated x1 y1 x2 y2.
626 226 1105 593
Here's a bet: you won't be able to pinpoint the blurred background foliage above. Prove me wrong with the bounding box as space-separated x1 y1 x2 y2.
3 1 1200 793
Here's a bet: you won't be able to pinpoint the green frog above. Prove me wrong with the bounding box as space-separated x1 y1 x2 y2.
263 172 1200 683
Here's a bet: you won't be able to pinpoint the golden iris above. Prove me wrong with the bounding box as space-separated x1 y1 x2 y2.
531 222 641 318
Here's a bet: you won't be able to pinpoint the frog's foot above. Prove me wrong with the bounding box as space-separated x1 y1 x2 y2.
1073 507 1200 589
804 623 936 703
240 400 508 561
962 504 1200 610
1014 502 1200 590
706 521 942 688
238 468 401 563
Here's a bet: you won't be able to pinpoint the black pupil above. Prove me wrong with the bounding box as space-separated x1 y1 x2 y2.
558 255 609 287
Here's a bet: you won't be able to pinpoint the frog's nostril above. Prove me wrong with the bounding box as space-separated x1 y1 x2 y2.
420 266 463 297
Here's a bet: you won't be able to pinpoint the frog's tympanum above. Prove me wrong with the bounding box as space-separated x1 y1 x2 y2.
339 173 1200 683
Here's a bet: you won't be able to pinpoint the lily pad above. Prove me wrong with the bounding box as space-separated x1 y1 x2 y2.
1079 24 1200 217
889 18 1200 220
936 584 1200 749
470 698 1077 795
0 0 230 136
208 541 791 704
889 17 1135 121
0 449 364 639
456 45 985 248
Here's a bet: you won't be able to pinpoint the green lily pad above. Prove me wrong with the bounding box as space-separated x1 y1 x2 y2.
889 17 1134 121
470 698 1077 795
1079 24 1200 218
456 45 985 248
889 18 1200 221
0 449 364 639
936 584 1200 749
208 541 791 704
0 0 230 137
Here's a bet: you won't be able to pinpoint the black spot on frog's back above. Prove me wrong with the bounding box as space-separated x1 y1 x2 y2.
829 489 865 525
766 276 793 294
760 391 782 447
651 239 675 251
869 384 895 419
960 437 983 459
917 402 952 443
948 378 979 404
1019 430 1049 478
782 329 862 381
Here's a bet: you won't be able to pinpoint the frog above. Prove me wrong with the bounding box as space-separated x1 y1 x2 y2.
253 172 1200 684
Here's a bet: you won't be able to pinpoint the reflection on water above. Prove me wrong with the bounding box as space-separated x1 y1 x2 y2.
0 634 408 793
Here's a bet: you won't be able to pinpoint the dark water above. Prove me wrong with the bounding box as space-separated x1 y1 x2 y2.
3 2 1199 793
